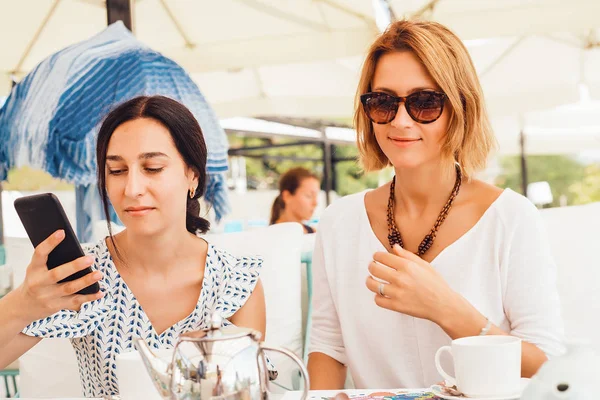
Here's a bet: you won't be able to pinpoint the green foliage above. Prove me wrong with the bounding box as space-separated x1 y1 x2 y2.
333 145 382 195
5 142 598 209
495 155 591 206
228 134 381 195
568 164 600 205
2 166 74 191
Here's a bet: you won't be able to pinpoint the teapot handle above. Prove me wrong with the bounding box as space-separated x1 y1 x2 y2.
259 344 310 400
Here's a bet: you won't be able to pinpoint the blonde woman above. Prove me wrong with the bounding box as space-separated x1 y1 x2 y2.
307 20 564 389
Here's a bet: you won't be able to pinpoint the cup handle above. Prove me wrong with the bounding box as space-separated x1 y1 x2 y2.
435 346 456 387
259 344 310 400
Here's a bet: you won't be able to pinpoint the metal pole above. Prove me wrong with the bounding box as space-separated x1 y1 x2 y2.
106 0 133 31
322 141 333 205
331 144 338 194
520 129 528 197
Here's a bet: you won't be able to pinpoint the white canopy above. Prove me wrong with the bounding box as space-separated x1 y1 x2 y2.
2 1 600 154
0 0 379 99
493 101 600 155
387 0 600 40
4 1 598 118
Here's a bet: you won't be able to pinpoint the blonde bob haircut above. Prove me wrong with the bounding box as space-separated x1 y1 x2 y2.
354 20 496 179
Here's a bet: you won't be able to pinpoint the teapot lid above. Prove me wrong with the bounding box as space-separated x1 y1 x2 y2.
202 313 262 341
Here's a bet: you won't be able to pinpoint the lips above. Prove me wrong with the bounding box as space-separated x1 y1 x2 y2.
388 137 422 148
388 137 421 142
125 206 154 212
124 206 155 216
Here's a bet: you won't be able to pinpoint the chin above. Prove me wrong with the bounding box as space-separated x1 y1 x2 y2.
124 220 164 237
386 155 429 170
302 214 315 222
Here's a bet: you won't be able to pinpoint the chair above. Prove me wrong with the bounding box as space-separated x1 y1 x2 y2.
0 368 19 398
539 202 600 353
205 222 305 391
7 236 84 398
300 233 316 362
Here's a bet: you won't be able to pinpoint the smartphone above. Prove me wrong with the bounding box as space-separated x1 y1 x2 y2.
14 193 100 295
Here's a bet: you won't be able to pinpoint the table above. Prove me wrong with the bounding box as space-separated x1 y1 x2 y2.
6 389 433 400
280 389 432 400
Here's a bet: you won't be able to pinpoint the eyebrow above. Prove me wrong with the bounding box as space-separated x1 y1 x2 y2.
106 152 170 161
372 86 439 95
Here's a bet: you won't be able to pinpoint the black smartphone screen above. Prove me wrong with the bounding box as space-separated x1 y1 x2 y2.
14 193 100 295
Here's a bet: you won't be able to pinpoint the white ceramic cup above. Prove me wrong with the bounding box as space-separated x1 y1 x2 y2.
115 349 173 400
435 335 522 398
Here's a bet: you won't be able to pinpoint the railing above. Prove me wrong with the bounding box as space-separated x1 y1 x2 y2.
0 369 19 398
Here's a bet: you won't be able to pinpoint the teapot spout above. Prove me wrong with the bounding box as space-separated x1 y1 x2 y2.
134 338 172 399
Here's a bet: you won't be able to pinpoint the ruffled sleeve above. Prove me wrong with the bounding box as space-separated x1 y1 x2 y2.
21 296 112 338
22 240 114 338
214 249 263 318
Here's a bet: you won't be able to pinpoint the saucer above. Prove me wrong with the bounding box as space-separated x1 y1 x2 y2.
430 378 529 400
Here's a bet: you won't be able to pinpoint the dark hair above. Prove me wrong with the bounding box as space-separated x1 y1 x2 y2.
269 167 319 225
96 95 210 253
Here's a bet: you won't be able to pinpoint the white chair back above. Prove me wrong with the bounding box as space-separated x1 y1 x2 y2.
540 202 600 352
204 222 305 390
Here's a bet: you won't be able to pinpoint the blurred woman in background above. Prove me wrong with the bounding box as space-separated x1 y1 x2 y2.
270 167 320 234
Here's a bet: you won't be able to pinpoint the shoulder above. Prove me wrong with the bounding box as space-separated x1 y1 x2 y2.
210 246 263 316
319 190 369 229
210 245 263 274
492 187 540 224
82 238 114 274
463 180 540 230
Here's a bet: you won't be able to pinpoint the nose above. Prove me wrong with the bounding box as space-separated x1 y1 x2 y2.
124 167 146 198
390 100 414 129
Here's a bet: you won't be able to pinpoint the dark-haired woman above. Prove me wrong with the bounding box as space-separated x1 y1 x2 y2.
0 96 267 398
270 167 320 234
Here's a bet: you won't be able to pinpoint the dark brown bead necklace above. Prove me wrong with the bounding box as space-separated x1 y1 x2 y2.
387 164 462 256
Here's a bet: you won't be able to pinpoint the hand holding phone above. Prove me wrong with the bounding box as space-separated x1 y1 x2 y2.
13 229 104 322
14 193 101 295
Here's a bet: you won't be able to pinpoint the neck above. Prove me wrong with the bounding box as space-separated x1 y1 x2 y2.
114 226 197 274
276 210 303 224
393 161 458 217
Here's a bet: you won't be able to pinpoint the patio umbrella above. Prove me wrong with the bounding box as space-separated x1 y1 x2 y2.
1 1 379 99
0 21 229 241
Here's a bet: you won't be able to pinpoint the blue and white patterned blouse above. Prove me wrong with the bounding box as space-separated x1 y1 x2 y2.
22 239 265 398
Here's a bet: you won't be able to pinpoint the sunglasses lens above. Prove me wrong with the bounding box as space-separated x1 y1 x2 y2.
406 92 444 123
362 93 397 124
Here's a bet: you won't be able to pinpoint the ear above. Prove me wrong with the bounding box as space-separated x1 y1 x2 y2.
186 166 199 188
281 190 292 204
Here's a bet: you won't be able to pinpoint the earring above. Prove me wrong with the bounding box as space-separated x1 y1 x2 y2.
189 186 196 199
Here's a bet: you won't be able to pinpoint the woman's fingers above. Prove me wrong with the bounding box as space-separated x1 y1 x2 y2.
61 291 105 311
391 244 423 264
368 261 398 284
31 230 65 268
365 275 398 299
48 256 95 283
56 270 102 296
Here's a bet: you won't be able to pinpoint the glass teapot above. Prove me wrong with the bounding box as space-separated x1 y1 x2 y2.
135 313 309 400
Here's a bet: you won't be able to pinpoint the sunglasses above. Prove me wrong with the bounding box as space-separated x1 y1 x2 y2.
360 91 447 124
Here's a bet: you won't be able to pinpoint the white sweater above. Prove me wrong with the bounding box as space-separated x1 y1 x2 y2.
308 188 564 389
